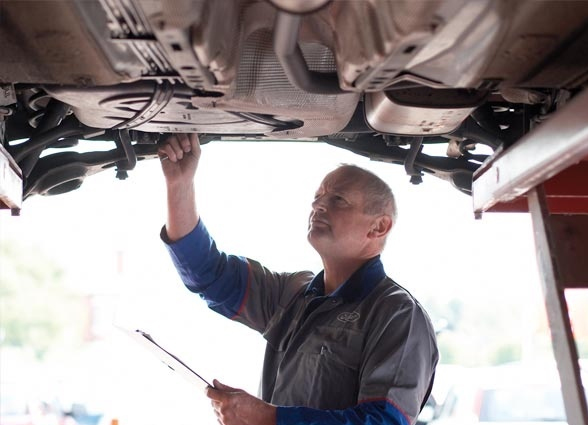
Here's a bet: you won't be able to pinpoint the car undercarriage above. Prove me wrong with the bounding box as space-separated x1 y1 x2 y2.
1 0 588 204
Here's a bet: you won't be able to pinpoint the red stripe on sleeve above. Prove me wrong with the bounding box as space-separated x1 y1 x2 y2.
231 260 252 319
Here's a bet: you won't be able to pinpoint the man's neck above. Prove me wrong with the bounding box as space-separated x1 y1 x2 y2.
322 257 370 295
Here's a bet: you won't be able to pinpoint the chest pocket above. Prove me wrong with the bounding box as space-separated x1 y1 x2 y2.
297 325 363 370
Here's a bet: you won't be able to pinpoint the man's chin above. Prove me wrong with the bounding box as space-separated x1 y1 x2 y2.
307 230 329 248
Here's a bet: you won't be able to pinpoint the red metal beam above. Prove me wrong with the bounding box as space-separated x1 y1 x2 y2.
488 161 588 214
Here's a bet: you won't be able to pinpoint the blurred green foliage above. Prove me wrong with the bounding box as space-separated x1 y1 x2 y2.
0 241 86 360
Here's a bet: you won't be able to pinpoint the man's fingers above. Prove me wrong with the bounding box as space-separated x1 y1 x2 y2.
177 133 192 152
206 383 274 425
158 144 177 162
206 385 229 402
158 135 186 162
189 133 201 152
205 379 242 402
158 133 201 163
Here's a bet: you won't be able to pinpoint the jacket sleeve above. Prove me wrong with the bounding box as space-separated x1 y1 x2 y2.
277 400 410 425
162 218 312 333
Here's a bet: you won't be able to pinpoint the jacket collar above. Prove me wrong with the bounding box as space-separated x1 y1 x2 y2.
305 256 386 303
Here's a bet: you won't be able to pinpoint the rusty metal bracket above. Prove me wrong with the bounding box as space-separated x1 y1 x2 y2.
472 89 588 215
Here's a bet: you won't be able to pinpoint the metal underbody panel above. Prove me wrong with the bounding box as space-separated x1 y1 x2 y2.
2 0 588 137
1 0 588 201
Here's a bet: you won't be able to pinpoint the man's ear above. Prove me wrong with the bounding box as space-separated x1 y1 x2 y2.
368 215 393 239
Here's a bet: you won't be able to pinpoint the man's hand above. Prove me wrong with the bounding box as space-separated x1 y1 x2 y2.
206 379 277 425
158 133 201 187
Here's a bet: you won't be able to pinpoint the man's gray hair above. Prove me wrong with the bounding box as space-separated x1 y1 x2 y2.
337 164 398 223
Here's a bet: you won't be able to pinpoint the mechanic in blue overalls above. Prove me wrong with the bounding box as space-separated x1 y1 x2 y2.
158 133 438 425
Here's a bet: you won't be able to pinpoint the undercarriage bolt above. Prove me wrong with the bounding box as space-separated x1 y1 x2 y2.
116 170 129 180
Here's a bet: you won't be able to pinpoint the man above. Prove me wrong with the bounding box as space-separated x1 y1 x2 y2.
158 133 438 425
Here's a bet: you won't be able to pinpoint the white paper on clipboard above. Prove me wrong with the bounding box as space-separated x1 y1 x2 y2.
120 328 212 391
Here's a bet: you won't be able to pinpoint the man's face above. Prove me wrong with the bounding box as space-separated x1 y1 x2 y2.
307 168 378 258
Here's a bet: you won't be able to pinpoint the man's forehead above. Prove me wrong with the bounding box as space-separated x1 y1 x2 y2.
319 168 364 191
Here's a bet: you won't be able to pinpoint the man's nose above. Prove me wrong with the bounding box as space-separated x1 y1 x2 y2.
312 196 327 212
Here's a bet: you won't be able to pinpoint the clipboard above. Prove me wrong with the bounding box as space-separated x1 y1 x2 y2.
120 328 212 391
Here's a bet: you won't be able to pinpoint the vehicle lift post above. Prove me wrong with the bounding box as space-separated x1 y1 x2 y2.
473 90 588 425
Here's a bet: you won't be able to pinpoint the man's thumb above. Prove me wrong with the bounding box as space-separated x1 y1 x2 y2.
213 379 239 392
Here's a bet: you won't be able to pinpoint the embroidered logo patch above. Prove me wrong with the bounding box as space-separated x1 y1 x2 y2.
337 312 360 323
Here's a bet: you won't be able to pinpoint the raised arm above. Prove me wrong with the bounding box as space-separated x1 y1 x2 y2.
158 133 201 241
